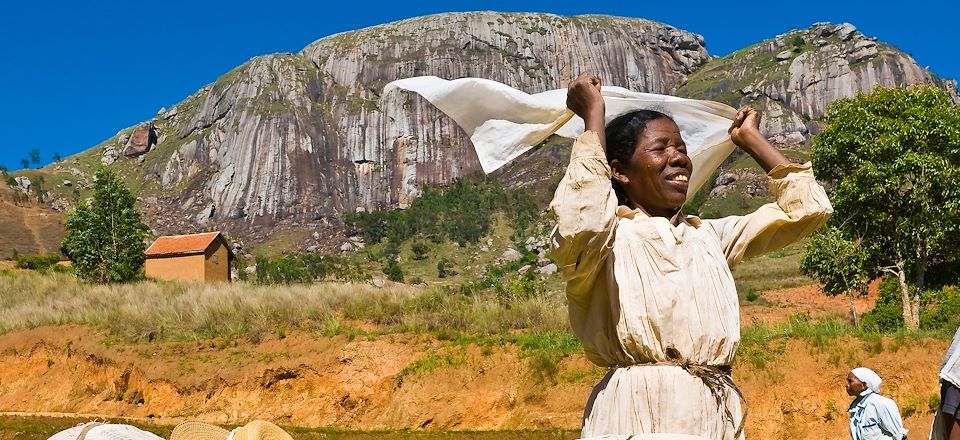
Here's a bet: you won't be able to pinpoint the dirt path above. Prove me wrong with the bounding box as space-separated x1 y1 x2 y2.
741 283 878 325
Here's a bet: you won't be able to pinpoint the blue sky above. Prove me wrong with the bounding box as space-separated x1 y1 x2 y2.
1 1 956 172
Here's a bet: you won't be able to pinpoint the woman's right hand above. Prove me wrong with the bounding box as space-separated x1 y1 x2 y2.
567 73 604 120
567 73 606 145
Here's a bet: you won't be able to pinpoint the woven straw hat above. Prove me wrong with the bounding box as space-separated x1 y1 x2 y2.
169 421 294 440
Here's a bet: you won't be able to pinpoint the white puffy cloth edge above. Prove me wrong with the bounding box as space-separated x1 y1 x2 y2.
582 435 710 440
47 423 165 440
383 76 739 201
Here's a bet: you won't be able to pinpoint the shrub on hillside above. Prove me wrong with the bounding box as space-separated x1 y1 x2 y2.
383 259 404 283
860 277 905 331
15 254 62 272
411 241 430 260
921 286 960 331
437 258 455 278
254 253 368 284
861 276 960 332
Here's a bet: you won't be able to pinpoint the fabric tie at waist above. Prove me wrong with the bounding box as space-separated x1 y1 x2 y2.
615 353 748 439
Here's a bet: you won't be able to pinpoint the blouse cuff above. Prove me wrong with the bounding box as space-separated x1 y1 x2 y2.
571 131 606 161
767 161 813 180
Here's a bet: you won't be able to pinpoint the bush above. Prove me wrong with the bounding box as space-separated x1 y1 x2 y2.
437 258 455 278
496 272 546 305
921 286 960 331
861 277 960 332
411 241 430 260
383 259 404 283
860 277 905 331
15 254 61 272
254 253 368 285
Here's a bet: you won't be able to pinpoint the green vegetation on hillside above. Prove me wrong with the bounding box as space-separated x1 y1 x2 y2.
346 173 539 247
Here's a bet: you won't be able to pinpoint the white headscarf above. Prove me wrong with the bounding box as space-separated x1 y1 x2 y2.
851 367 883 393
383 76 738 201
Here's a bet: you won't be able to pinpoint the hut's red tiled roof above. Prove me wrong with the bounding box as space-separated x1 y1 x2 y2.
145 231 226 257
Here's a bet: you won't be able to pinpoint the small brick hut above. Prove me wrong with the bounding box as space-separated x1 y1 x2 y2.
145 231 234 282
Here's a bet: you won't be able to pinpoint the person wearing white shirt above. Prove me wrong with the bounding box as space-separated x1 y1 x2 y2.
934 327 960 440
847 367 908 440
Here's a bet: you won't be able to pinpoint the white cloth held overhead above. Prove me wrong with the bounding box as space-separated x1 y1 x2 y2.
383 76 739 200
852 367 883 393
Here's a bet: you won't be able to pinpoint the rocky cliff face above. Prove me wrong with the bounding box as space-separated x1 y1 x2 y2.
677 22 958 136
120 12 708 244
48 15 957 252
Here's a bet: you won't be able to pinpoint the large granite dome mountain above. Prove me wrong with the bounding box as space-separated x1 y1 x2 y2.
11 13 958 254
70 12 712 245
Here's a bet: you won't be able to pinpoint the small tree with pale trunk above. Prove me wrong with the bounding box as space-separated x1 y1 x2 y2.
807 85 960 330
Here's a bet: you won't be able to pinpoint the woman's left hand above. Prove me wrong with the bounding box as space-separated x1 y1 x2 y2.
728 106 763 148
728 105 791 172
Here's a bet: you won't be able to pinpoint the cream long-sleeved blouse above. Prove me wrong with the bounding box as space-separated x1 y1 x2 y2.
550 131 832 439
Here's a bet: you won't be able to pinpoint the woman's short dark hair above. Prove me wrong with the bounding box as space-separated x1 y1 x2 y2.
604 109 671 205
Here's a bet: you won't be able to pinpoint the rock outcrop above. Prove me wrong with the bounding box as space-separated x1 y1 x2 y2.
118 12 709 240
678 22 958 137
123 122 157 157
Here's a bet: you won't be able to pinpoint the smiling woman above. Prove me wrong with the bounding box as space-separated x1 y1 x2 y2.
550 73 834 439
605 110 691 216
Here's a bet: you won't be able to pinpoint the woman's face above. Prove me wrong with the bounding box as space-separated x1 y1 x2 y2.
846 372 866 396
611 117 693 217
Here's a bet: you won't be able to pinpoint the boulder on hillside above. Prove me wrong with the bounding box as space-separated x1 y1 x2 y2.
835 23 857 40
501 248 523 262
715 173 737 186
123 121 157 157
538 263 558 275
14 176 31 193
768 131 806 146
101 147 119 165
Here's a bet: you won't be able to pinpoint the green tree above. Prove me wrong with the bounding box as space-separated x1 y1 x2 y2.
61 168 148 283
20 158 29 170
809 85 960 330
52 152 62 163
28 148 41 168
800 226 871 325
383 259 404 282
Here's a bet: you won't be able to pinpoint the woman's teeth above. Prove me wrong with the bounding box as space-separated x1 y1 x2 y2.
671 175 688 182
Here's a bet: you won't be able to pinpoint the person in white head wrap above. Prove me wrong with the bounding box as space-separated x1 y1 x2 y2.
847 367 908 440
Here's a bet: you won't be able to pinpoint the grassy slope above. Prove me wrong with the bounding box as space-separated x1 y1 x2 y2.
0 181 66 258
